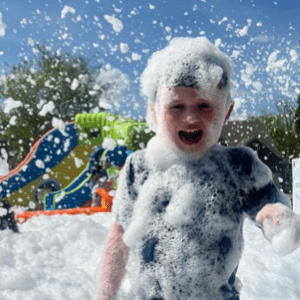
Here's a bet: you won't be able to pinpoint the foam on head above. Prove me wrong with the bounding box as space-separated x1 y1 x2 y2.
140 37 234 132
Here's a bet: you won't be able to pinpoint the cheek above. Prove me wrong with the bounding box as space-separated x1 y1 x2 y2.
201 112 214 123
161 114 180 141
206 106 226 126
164 114 177 133
164 111 175 124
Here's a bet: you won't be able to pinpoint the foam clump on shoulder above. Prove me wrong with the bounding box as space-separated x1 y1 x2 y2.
140 36 233 105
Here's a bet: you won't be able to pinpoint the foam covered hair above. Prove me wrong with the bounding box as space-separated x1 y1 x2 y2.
140 37 234 132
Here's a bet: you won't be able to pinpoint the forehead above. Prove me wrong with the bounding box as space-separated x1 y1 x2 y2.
158 86 202 104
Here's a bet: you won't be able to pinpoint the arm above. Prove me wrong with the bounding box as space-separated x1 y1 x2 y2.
94 221 130 300
231 147 299 256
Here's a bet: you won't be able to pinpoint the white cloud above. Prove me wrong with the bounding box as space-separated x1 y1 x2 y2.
251 35 269 43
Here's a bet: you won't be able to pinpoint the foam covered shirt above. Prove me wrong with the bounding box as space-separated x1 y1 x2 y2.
112 144 291 300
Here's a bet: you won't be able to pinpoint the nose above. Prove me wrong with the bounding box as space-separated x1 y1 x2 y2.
184 109 198 124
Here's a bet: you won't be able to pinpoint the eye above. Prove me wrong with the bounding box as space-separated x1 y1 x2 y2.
170 104 184 111
198 103 209 109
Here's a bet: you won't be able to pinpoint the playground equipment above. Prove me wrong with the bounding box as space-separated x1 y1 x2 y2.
42 112 154 210
0 112 154 211
0 122 81 208
74 112 154 151
43 145 132 210
2 112 154 224
15 188 113 223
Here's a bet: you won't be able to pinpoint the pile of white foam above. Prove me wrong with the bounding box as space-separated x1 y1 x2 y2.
0 211 300 299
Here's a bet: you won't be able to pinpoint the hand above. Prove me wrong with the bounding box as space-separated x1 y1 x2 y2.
256 203 300 256
256 203 293 241
256 202 293 227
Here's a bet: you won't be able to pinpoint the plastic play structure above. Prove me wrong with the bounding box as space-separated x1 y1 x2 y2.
0 112 154 222
15 188 113 224
42 112 154 211
43 145 132 210
0 122 81 208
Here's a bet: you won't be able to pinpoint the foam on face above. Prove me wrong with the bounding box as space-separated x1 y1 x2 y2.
140 37 233 132
145 134 208 170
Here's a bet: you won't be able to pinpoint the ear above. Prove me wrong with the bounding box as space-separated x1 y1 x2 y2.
147 102 158 131
149 102 156 120
223 102 234 125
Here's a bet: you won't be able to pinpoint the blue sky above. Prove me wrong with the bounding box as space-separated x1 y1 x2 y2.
1 0 300 121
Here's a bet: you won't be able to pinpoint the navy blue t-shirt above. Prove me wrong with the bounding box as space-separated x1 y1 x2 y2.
113 144 290 300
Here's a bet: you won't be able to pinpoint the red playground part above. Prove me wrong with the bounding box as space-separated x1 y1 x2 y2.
15 188 113 224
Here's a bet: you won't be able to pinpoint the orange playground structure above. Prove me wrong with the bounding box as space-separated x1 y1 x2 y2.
15 188 113 223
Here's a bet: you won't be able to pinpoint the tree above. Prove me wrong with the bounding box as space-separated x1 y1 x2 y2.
249 97 300 160
249 96 300 193
0 45 107 169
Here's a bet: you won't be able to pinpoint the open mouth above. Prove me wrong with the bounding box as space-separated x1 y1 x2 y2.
178 130 203 145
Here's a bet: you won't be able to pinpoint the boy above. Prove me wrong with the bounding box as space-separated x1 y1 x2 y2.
94 37 299 300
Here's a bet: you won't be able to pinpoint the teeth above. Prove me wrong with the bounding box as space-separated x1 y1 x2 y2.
183 129 200 133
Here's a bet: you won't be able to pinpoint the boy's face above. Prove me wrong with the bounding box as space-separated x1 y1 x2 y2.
155 86 234 155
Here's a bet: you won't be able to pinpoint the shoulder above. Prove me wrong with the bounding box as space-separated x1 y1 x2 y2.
125 149 147 170
209 145 255 176
123 149 148 183
226 146 256 176
214 145 272 190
